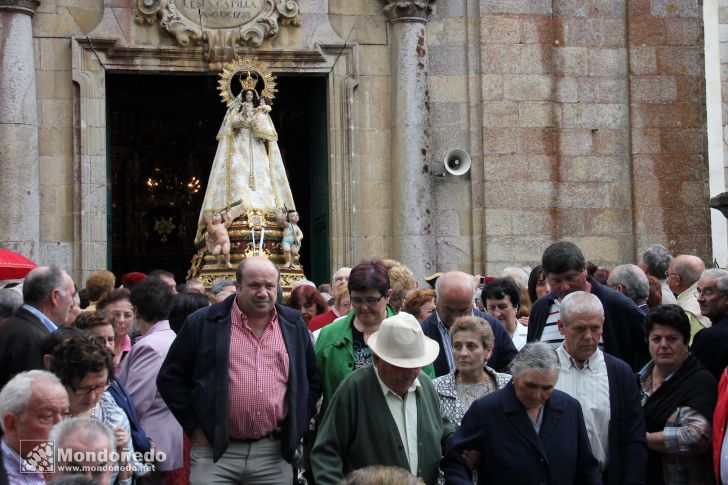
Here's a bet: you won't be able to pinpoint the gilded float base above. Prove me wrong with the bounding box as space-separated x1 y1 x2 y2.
187 209 306 295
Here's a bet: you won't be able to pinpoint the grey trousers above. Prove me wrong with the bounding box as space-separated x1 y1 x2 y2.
189 437 293 485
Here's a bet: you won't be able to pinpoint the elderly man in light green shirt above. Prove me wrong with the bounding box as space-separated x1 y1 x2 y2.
311 312 454 485
667 254 711 343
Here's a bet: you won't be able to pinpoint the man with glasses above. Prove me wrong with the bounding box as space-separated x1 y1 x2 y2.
420 271 517 376
117 277 181 482
527 241 649 370
0 370 69 484
666 254 711 342
691 268 728 380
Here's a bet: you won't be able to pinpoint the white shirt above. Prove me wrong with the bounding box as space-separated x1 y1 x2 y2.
555 345 611 472
374 366 420 475
511 321 528 350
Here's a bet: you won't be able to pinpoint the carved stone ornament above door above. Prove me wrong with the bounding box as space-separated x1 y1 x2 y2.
134 0 301 66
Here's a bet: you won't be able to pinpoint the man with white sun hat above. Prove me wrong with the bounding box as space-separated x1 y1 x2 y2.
311 312 454 485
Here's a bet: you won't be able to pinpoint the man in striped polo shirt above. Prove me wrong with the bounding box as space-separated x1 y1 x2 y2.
527 241 649 371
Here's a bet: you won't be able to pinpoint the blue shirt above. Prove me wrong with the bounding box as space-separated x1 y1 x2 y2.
21 304 57 332
1 438 46 485
435 311 457 372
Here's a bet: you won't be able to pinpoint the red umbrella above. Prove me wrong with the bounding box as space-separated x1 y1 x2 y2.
0 249 38 280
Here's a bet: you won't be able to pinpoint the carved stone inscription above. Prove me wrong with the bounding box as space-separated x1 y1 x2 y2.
135 0 301 66
177 0 264 29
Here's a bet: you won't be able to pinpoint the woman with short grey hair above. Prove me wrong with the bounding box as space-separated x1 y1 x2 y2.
442 342 601 484
509 341 561 379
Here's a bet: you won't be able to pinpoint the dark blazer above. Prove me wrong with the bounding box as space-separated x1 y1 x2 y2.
420 309 517 376
603 353 647 485
441 384 603 485
0 306 51 389
157 296 321 462
527 277 649 370
691 314 728 381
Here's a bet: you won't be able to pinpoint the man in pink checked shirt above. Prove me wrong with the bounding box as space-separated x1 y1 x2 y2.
158 256 321 485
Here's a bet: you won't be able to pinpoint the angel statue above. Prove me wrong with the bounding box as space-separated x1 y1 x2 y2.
277 210 303 268
205 204 244 268
195 59 296 245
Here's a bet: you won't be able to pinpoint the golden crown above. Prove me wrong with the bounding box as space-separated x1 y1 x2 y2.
239 71 258 91
218 58 278 107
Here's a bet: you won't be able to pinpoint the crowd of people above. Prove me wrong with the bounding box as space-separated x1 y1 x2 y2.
1 241 728 485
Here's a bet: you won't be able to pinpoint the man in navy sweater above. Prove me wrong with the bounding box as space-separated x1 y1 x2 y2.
420 271 517 376
527 241 649 370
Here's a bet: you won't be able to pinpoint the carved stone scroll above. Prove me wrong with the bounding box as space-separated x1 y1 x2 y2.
134 0 301 67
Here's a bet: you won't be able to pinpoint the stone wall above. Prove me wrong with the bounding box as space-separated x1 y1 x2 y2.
429 0 711 275
4 0 713 282
33 1 105 272
721 0 728 187
329 0 393 262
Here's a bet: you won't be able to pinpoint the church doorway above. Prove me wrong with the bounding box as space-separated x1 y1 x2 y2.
107 73 330 284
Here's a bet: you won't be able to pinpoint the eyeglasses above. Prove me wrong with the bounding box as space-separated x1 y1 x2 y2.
70 381 111 396
665 272 678 278
350 295 385 308
695 287 722 298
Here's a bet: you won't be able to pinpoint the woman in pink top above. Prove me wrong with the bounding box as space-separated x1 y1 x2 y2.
97 288 134 373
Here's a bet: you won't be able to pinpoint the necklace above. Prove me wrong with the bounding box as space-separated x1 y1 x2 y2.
456 371 495 409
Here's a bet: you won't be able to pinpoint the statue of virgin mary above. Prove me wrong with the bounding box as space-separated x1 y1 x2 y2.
195 59 295 244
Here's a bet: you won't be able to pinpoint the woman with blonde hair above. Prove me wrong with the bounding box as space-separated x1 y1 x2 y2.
382 259 417 313
433 316 511 428
403 288 436 322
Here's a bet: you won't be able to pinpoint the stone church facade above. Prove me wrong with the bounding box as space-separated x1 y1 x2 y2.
0 0 719 282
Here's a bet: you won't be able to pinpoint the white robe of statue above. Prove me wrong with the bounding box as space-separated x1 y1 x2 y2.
196 89 295 240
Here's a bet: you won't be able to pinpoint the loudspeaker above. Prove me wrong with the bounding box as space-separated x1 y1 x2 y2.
443 149 471 176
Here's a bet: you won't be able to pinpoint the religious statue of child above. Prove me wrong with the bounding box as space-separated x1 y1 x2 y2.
252 96 278 155
204 205 243 268
277 210 303 268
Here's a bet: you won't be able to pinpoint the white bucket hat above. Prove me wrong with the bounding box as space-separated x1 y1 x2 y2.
368 312 440 368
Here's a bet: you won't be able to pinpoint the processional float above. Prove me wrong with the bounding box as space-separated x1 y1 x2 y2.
187 57 306 291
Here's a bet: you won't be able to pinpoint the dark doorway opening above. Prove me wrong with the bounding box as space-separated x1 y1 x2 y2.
107 73 329 284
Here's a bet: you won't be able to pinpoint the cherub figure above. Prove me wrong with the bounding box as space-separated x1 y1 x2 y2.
278 210 303 268
205 205 243 268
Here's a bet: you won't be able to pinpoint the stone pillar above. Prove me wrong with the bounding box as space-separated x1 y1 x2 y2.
0 0 41 258
385 0 435 280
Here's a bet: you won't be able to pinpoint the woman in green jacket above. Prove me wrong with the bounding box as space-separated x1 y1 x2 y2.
315 260 396 413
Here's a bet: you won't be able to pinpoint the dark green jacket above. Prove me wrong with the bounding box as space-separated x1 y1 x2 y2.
314 306 434 414
311 364 454 485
